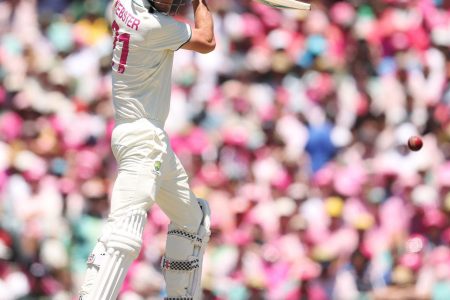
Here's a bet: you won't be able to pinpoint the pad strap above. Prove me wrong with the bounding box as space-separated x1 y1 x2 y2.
167 229 203 246
161 256 199 272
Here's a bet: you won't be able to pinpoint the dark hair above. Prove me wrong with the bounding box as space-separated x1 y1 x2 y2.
147 0 189 15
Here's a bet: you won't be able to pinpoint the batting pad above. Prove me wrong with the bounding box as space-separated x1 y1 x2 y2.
86 209 147 300
162 199 211 300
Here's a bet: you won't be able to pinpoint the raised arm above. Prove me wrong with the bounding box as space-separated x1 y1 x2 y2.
181 0 215 53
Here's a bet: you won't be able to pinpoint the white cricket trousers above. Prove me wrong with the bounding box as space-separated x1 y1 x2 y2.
109 118 202 229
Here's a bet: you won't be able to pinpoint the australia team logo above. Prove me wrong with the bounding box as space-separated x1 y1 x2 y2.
152 161 162 176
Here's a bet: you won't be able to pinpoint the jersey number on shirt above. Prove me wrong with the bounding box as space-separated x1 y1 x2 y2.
112 20 130 74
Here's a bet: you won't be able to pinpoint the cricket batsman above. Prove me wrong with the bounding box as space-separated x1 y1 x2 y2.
78 0 215 299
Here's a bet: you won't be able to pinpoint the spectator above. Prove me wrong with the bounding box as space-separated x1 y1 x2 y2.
0 0 449 298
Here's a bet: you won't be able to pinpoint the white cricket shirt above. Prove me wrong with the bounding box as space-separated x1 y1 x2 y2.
111 0 191 127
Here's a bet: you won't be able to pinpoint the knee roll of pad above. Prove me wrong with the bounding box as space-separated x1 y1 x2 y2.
106 210 147 257
87 209 147 300
162 199 211 300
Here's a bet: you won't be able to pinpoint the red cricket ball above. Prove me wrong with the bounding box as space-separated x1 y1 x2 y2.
407 136 423 151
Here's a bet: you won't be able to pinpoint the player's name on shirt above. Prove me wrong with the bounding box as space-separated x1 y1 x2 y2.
114 0 141 31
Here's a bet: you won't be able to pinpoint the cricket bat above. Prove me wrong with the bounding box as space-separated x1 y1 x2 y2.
255 0 311 10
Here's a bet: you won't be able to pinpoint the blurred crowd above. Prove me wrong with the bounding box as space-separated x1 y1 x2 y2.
0 0 449 299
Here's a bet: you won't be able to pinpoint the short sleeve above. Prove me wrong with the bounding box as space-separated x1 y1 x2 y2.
146 14 191 51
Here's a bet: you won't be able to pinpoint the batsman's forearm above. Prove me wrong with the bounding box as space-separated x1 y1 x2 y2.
192 0 215 44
